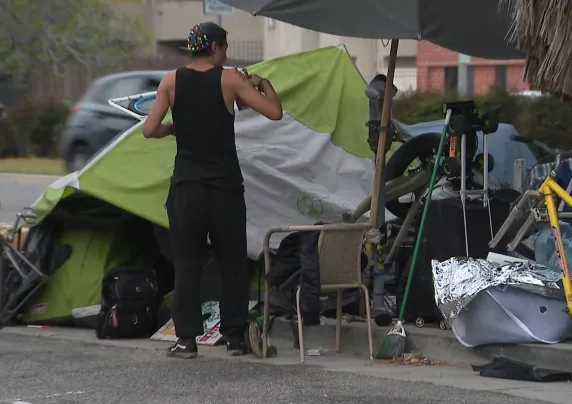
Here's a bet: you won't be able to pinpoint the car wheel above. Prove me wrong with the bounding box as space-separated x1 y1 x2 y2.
66 145 92 173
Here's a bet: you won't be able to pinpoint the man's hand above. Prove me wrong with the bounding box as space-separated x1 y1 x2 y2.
234 67 248 81
227 68 283 121
240 68 264 88
158 123 175 138
248 74 264 88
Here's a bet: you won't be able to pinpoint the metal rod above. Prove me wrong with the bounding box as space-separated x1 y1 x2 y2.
483 134 489 208
489 190 541 248
507 210 537 251
384 191 425 264
487 198 494 240
559 179 572 212
460 133 469 256
481 134 494 239
464 190 488 195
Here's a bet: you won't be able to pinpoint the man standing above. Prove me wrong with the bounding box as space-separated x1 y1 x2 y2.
142 22 282 358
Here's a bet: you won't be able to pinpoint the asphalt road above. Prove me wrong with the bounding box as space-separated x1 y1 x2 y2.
0 174 55 224
0 333 552 404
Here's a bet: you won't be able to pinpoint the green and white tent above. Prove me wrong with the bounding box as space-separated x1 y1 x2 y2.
23 45 380 324
32 45 376 259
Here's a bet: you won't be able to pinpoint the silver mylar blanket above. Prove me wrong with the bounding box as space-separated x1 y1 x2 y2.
431 258 572 347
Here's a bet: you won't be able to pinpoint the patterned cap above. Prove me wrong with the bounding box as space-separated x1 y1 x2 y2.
187 22 227 53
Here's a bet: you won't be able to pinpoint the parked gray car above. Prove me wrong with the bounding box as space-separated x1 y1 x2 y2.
59 70 167 172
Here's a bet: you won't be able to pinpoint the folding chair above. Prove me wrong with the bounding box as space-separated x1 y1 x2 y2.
261 222 373 363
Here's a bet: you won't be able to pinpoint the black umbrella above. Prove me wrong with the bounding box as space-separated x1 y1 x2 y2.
222 0 520 226
222 0 521 59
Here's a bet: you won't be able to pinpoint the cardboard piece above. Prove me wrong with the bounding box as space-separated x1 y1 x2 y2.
151 300 258 345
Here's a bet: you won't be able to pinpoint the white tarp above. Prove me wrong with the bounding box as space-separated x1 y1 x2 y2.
237 110 373 256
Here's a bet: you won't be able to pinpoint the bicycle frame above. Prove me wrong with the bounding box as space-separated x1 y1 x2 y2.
539 176 572 312
490 174 572 315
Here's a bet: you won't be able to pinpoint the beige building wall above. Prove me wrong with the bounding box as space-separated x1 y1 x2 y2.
111 1 418 89
263 20 418 89
263 20 320 60
155 0 265 61
113 0 265 61
154 1 262 41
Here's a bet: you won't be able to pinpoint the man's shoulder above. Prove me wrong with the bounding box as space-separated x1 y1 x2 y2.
164 70 177 81
160 70 177 89
222 68 247 84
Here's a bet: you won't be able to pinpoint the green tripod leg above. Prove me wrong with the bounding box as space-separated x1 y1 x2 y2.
398 109 452 323
374 110 452 359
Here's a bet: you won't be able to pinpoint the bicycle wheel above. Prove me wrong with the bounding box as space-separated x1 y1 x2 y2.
385 132 442 219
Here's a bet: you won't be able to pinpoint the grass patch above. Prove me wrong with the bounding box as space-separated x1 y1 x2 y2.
0 158 65 176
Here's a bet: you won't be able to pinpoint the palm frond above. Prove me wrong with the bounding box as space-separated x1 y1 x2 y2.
500 0 572 97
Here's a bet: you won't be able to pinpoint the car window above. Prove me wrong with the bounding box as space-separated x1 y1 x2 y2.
129 78 162 115
142 78 161 93
96 77 153 104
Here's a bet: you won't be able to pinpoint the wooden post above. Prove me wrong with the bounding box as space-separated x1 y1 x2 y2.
369 39 399 226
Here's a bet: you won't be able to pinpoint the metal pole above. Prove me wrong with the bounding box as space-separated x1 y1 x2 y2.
460 134 470 256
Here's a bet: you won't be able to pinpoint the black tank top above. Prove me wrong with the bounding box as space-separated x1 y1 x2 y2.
171 66 243 189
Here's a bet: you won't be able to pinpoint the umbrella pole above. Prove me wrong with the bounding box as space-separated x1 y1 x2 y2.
367 39 399 324
369 39 399 226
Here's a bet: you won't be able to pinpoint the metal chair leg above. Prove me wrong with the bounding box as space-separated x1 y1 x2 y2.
288 316 300 349
262 280 270 359
295 287 305 363
335 289 342 353
361 285 374 359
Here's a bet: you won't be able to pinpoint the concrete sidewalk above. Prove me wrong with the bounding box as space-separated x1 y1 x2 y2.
266 317 572 373
2 324 571 404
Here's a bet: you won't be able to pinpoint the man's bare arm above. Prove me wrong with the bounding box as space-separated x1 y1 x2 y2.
228 70 282 120
257 79 281 112
143 72 175 138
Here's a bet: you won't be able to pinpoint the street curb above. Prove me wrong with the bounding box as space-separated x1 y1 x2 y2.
270 317 572 372
3 315 572 373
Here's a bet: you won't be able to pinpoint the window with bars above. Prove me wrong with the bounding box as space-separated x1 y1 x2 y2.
495 66 507 89
444 66 458 93
466 66 474 96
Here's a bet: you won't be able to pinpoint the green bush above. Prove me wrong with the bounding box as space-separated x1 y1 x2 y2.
393 87 572 151
0 97 70 158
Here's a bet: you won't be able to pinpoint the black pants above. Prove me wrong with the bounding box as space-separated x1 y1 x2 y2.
166 181 249 339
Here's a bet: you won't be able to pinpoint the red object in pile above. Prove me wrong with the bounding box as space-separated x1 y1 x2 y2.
236 97 248 111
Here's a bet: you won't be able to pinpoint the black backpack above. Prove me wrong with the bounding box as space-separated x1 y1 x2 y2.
95 266 158 339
